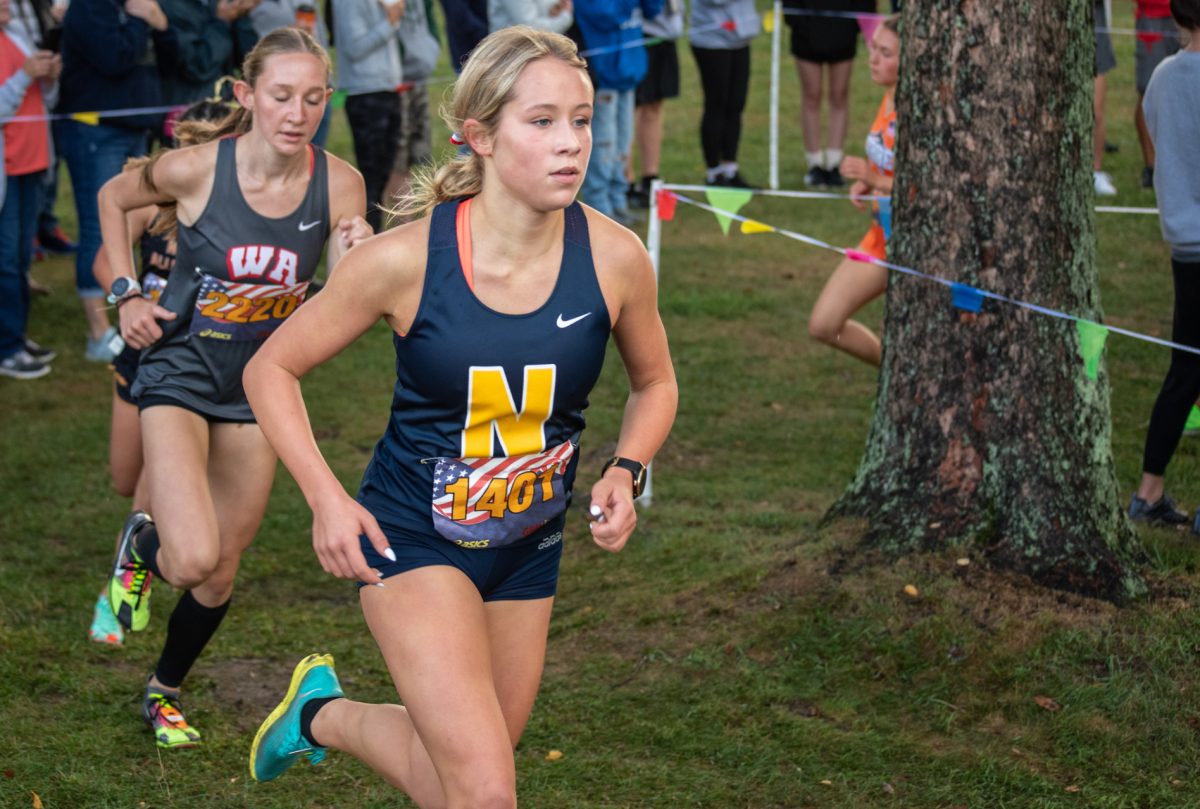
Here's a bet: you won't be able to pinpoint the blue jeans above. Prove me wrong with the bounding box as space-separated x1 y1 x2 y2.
56 120 148 298
581 88 635 218
0 171 45 359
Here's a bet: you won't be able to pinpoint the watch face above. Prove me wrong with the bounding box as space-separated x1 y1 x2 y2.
112 277 133 297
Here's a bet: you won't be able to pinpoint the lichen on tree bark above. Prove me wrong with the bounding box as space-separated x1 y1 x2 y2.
829 0 1146 602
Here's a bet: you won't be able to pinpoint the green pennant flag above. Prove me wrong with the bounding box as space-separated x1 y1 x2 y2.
704 187 754 236
331 90 348 109
1076 320 1109 380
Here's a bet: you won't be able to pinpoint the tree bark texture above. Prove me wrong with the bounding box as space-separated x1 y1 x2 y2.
830 0 1146 601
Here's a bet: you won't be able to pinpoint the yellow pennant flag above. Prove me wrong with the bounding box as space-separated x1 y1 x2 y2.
763 10 775 33
71 111 101 126
740 220 775 235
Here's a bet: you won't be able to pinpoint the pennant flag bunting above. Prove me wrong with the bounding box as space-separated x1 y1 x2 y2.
1076 320 1109 379
740 219 775 234
844 248 876 264
1136 30 1164 48
656 189 677 221
950 282 984 313
762 10 774 33
705 187 753 235
71 111 101 126
856 13 882 44
720 19 736 31
877 197 893 240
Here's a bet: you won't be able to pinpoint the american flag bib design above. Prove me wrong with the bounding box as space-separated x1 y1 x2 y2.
427 440 576 549
188 272 309 342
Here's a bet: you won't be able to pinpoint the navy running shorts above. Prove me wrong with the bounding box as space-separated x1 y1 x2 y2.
359 517 565 601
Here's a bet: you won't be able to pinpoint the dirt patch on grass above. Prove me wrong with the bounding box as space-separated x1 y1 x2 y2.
204 657 292 733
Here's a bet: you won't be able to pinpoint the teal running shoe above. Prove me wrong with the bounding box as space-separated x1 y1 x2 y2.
108 511 154 631
88 591 124 646
250 654 344 782
1184 405 1200 438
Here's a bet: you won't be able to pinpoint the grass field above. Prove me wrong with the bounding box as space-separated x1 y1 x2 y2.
4 5 1200 807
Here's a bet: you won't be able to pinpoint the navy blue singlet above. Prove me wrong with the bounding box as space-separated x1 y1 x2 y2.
358 198 611 550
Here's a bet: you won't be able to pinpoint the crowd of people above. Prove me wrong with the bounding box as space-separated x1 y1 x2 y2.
3 0 1198 803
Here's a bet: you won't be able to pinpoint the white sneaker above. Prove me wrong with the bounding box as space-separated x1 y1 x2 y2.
0 351 51 379
1093 171 1117 196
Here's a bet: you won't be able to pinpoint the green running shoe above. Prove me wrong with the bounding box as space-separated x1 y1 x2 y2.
143 684 201 749
250 654 344 782
1184 405 1200 438
108 511 154 631
88 592 124 646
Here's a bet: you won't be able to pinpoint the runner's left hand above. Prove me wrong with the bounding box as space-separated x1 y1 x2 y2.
336 215 373 251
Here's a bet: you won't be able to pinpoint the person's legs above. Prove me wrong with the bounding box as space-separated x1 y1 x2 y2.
691 46 732 176
635 100 665 180
825 58 854 169
582 90 617 216
808 255 890 366
58 121 147 349
307 569 553 807
718 45 751 167
0 173 40 363
344 92 403 232
109 393 144 498
610 89 636 217
1137 260 1200 505
795 59 825 164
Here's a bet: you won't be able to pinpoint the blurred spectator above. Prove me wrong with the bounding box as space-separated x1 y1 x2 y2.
1093 0 1117 195
689 0 760 187
784 0 875 188
331 0 404 232
488 0 571 33
437 0 485 71
56 0 178 361
2 0 60 378
384 0 438 220
628 0 682 209
250 0 331 145
1133 0 1179 188
159 0 259 108
576 0 661 223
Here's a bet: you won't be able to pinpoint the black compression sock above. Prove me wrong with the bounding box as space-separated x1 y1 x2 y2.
300 696 341 748
153 591 231 689
132 524 164 580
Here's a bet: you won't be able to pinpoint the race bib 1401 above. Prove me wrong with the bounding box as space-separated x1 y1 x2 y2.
428 440 575 549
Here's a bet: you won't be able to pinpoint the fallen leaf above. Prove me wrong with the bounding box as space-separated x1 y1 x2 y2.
882 782 895 794
1034 695 1062 712
769 401 785 413
229 776 239 783
32 793 43 809
545 750 564 761
3 770 13 779
818 779 833 786
903 584 919 598
1172 779 1184 786
1065 785 1080 793
956 557 970 567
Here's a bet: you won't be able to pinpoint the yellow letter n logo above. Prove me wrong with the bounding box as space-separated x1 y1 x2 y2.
462 365 557 457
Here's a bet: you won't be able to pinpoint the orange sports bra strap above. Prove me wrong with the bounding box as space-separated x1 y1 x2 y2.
456 197 474 292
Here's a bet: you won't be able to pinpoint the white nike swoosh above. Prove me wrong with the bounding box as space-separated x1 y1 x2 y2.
556 312 592 328
298 220 322 232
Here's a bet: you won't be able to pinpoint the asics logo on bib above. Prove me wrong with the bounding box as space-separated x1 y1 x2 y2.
227 246 300 285
556 312 591 329
298 220 321 232
537 531 563 550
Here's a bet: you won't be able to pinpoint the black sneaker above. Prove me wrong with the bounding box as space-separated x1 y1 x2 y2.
705 174 727 187
804 167 828 188
1140 166 1154 189
0 351 51 380
723 172 752 189
824 167 845 188
24 339 55 363
1128 493 1190 527
627 181 650 210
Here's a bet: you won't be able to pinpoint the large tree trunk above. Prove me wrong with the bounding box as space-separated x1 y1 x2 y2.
829 0 1146 601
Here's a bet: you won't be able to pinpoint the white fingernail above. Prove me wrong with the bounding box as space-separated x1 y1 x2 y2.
383 548 396 562
589 504 603 518
374 582 386 587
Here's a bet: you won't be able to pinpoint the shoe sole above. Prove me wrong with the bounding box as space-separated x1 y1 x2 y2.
110 511 154 631
249 653 334 782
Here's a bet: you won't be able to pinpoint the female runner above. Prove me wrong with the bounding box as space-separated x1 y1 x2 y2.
807 14 899 366
245 25 678 808
98 28 371 749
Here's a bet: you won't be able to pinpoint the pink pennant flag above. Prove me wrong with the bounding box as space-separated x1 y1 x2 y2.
844 248 876 264
857 13 882 45
656 189 677 221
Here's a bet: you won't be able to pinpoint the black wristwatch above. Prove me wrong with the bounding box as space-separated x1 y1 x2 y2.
602 456 647 498
106 276 142 306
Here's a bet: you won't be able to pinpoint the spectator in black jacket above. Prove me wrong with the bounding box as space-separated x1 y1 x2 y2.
56 0 178 361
